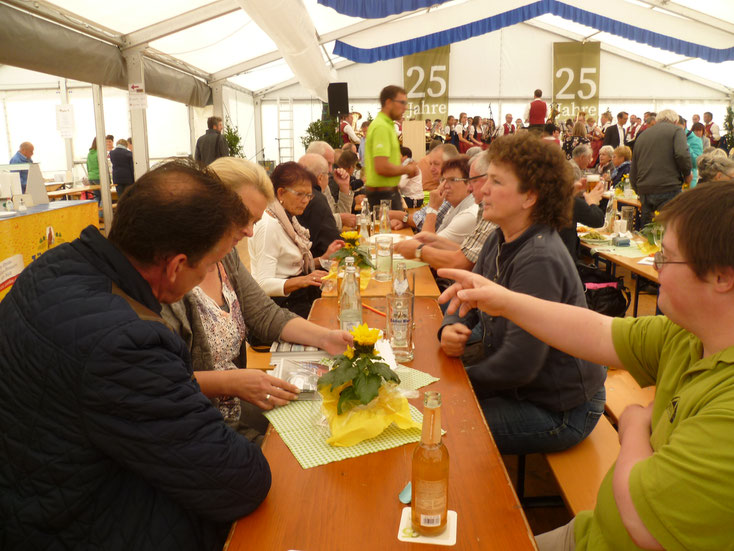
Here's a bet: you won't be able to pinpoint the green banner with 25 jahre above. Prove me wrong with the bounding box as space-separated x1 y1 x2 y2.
403 45 450 121
553 42 600 121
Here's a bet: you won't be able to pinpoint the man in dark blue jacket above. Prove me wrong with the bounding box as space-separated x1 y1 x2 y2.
0 160 271 550
109 138 135 196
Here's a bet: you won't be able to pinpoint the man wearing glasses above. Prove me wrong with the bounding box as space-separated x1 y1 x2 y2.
438 182 734 551
363 85 418 210
396 154 496 270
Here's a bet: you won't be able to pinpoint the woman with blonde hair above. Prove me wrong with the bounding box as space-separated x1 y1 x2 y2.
162 157 351 441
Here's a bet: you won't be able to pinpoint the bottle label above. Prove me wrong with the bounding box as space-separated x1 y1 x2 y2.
414 479 447 525
420 514 442 527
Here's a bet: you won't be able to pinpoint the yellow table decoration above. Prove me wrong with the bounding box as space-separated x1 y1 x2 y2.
318 323 420 447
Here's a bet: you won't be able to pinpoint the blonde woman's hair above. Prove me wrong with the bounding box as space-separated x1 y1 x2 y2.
208 157 274 201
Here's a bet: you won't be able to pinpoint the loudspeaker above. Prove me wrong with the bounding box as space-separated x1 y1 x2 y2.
327 83 349 117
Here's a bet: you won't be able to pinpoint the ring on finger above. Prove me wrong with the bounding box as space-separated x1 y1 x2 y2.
265 394 271 401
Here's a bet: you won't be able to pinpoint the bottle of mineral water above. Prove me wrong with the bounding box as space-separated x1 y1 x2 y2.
339 265 362 332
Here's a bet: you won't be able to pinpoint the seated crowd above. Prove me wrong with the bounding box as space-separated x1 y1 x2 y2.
1 82 732 551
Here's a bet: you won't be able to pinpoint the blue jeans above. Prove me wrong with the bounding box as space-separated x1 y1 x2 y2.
480 387 606 455
640 190 680 227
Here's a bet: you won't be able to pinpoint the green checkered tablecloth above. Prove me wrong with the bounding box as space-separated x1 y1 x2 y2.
263 365 440 469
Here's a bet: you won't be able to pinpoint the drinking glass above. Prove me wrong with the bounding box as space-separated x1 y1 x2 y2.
386 292 414 362
374 236 393 282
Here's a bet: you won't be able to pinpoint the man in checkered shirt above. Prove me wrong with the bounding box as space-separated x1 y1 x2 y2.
395 154 496 271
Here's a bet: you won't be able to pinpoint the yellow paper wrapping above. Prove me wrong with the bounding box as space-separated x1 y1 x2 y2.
320 382 420 447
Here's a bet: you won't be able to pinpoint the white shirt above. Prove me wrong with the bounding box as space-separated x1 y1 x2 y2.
249 212 305 297
342 122 359 143
437 194 480 244
398 159 423 200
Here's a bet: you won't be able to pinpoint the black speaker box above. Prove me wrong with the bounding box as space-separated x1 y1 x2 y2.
327 83 349 117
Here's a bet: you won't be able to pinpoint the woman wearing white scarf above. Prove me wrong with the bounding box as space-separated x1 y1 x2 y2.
249 162 344 318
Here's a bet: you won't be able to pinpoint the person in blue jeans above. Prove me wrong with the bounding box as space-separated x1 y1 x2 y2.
439 132 606 454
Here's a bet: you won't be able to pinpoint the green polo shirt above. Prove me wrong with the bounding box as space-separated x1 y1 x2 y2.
574 315 734 551
364 111 401 188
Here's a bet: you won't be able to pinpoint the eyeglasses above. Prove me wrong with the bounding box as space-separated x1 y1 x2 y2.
285 188 314 201
392 99 408 105
466 173 487 182
653 251 688 271
439 177 469 185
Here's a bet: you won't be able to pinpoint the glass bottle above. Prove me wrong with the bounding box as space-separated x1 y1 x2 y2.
392 261 409 295
379 201 391 234
339 265 362 332
412 391 449 536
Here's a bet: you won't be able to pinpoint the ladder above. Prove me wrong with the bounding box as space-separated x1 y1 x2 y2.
277 97 295 163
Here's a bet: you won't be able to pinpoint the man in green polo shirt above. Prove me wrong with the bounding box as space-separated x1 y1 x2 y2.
364 85 418 210
436 181 734 551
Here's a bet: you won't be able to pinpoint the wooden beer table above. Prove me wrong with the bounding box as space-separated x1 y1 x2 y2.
582 242 659 316
322 225 441 298
225 297 536 551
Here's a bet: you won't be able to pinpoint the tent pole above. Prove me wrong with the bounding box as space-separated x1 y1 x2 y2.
92 85 113 234
59 79 75 181
122 47 150 181
212 82 224 120
254 96 264 162
187 105 197 158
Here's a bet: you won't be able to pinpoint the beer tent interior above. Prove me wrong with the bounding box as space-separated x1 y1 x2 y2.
1 0 733 183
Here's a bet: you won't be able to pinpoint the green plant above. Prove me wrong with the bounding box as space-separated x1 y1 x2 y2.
723 105 734 152
301 113 341 150
318 324 400 414
223 116 244 158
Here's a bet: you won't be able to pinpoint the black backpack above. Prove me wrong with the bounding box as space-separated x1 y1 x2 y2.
576 263 631 317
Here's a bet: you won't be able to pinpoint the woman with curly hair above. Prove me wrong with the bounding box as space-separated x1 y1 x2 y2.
439 132 606 454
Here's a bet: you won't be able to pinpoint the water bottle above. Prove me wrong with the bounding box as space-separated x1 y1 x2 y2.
339 265 362 332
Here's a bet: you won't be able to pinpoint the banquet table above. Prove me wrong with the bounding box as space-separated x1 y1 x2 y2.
225 297 536 551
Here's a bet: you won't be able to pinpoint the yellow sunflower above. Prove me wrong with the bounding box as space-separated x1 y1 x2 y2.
351 323 381 348
343 345 354 360
340 230 360 248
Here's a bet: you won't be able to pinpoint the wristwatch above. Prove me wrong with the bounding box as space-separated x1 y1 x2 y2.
402 212 409 223
415 243 425 261
426 207 439 216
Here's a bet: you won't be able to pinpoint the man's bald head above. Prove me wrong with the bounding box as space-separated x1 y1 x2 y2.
298 153 329 190
19 142 34 158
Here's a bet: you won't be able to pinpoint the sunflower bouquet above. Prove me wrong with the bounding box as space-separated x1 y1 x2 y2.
317 324 420 447
330 230 375 270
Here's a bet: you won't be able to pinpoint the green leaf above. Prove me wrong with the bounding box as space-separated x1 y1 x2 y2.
353 372 382 405
369 361 401 384
318 361 359 391
337 385 359 415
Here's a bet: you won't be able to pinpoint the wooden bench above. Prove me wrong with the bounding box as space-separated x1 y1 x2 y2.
545 415 620 515
605 369 656 425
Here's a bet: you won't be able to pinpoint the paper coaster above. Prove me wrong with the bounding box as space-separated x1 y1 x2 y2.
397 507 457 546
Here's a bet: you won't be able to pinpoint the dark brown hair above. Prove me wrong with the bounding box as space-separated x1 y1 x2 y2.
487 133 573 231
379 85 407 107
441 156 470 179
337 150 358 170
108 159 249 266
656 181 734 279
207 116 223 129
271 161 318 193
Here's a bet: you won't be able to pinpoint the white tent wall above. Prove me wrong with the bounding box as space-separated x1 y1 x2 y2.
1 66 195 176
222 87 257 160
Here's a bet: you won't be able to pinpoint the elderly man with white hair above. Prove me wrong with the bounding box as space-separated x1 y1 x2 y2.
630 108 692 226
305 140 353 208
299 153 356 229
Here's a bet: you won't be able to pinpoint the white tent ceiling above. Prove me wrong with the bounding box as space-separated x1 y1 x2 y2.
2 0 733 98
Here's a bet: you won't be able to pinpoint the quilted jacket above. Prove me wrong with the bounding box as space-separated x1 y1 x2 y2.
0 226 271 550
